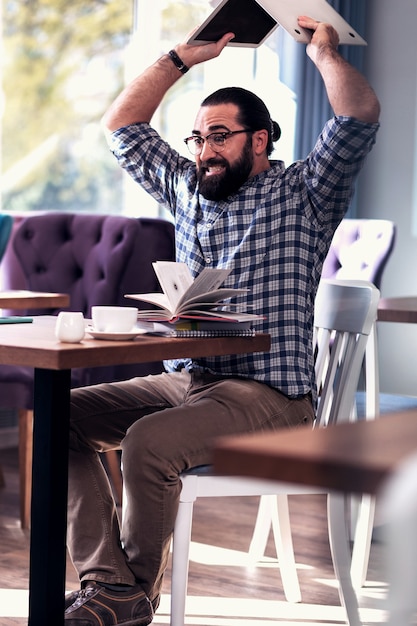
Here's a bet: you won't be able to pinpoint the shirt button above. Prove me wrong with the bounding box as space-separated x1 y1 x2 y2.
205 258 212 265
205 223 212 230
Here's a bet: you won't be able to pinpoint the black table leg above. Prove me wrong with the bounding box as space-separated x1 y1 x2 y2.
28 368 71 626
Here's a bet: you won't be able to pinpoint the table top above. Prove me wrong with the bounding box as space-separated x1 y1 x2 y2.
0 317 271 370
0 290 70 309
213 410 417 496
377 296 417 323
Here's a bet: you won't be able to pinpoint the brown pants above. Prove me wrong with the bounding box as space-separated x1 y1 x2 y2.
67 370 314 605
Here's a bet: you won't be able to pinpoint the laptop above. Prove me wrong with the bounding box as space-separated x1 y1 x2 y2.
188 0 367 48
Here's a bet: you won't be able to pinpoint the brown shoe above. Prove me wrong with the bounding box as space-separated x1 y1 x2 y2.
65 582 153 625
65 589 80 610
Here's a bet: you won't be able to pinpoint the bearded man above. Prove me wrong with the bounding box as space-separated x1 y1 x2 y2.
65 16 380 626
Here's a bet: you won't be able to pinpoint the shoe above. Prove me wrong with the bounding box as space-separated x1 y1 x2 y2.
65 581 154 625
65 589 80 610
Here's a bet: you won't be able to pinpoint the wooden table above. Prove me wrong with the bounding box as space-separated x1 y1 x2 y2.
213 409 417 496
0 318 270 626
377 296 417 324
0 289 69 310
0 290 69 504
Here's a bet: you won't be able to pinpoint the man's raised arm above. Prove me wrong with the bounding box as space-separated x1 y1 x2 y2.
102 32 234 132
298 16 380 124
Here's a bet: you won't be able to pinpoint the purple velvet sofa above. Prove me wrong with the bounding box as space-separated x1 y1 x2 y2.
0 212 175 526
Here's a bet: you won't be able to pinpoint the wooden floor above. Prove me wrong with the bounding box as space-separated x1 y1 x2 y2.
0 446 389 626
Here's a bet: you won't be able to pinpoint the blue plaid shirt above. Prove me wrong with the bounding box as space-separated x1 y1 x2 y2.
108 116 378 398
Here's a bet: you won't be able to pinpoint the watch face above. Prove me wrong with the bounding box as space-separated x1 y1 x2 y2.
188 0 278 48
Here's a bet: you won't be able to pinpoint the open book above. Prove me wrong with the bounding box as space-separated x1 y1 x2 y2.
125 261 263 323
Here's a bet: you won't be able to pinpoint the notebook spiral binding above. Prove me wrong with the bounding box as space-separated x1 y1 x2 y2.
170 329 256 338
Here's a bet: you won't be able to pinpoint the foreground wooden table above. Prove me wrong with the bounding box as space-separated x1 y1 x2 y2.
0 318 269 626
214 410 417 496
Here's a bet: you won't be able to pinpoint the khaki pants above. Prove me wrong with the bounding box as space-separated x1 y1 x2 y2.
67 370 314 605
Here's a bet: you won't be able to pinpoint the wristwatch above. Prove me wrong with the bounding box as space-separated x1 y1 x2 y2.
168 49 189 75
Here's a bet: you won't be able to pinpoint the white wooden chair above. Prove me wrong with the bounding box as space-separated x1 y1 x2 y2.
170 279 380 626
248 321 380 591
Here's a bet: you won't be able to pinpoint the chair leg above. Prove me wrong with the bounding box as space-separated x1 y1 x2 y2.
327 493 361 626
171 500 195 626
104 450 123 506
249 495 302 603
271 495 302 603
248 495 273 561
350 494 376 589
18 409 33 529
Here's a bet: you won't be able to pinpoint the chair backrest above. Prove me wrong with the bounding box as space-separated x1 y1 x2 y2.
0 214 13 263
321 218 396 289
12 213 175 317
313 279 380 428
10 212 175 386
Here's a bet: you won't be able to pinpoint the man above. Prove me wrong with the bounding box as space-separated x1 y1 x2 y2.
65 16 380 626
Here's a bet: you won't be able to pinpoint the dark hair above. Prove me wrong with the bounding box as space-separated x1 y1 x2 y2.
201 86 281 156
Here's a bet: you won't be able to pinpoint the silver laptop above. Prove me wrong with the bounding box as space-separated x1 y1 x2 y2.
188 0 367 48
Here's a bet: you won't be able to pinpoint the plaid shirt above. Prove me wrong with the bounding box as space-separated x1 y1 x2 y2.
108 116 378 398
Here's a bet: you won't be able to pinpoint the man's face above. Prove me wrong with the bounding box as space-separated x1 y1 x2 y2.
192 103 254 201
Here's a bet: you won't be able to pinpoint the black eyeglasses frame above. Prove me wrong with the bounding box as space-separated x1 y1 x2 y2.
183 129 252 155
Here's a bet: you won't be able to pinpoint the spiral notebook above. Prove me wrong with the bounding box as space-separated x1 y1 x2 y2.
169 328 256 338
137 319 257 338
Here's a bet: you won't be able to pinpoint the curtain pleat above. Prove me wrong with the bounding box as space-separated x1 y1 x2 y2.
278 0 368 161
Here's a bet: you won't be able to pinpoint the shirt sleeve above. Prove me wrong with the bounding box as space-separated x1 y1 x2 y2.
299 116 379 228
107 123 196 211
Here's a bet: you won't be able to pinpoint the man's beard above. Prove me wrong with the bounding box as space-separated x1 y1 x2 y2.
197 140 253 201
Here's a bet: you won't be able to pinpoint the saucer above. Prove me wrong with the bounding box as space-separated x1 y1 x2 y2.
86 326 146 341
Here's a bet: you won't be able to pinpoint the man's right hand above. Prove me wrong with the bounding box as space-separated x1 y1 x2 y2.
175 30 235 71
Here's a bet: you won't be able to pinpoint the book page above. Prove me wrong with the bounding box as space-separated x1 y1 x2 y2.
125 292 172 315
177 287 248 313
174 309 263 322
177 268 232 306
152 262 193 311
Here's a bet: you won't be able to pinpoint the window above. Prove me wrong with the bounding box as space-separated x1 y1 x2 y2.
1 0 133 214
1 0 296 217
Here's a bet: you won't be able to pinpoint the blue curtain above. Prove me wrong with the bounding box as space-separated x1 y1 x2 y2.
278 0 368 161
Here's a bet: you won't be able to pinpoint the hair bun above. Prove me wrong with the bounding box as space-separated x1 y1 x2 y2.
271 120 281 142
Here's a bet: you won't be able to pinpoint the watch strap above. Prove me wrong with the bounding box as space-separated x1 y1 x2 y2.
168 49 189 74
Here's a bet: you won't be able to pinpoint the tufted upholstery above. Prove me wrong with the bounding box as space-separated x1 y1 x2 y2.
0 213 175 398
13 213 143 316
12 212 175 317
321 218 396 289
0 213 176 527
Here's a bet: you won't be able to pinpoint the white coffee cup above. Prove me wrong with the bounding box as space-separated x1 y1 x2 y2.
91 306 138 333
55 311 85 343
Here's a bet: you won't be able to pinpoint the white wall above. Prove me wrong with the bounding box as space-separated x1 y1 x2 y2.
356 0 417 395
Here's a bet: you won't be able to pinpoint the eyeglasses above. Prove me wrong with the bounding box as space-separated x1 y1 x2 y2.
183 129 252 156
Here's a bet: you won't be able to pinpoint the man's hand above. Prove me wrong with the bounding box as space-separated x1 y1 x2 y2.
175 30 235 70
297 16 339 64
296 15 380 123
